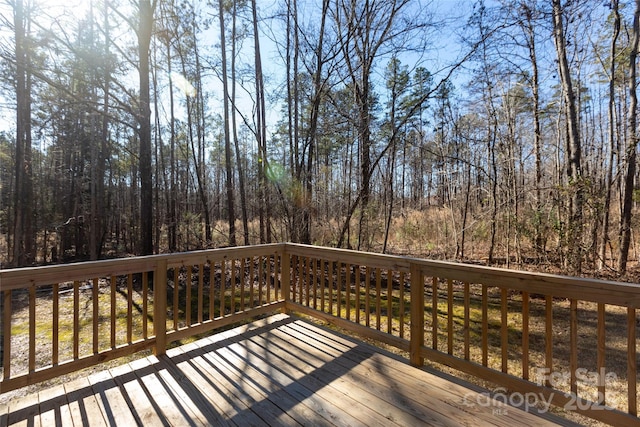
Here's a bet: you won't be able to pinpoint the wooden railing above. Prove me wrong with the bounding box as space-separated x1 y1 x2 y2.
1 243 638 425
0 244 285 394
283 243 640 426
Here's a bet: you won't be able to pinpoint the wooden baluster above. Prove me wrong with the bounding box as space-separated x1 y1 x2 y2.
53 283 59 365
345 263 351 322
596 303 605 404
221 259 227 317
628 307 637 416
93 278 99 352
240 258 246 311
432 277 438 351
249 257 256 308
142 272 148 339
258 256 263 307
464 282 470 361
481 284 488 366
280 251 291 313
355 265 361 325
110 276 116 348
545 295 553 386
399 272 405 339
198 264 204 323
522 291 529 380
365 266 371 327
126 275 132 345
337 262 343 318
320 259 326 312
173 268 179 329
274 254 280 302
3 290 11 379
231 259 236 314
501 288 508 373
375 268 381 331
29 284 35 373
209 260 215 320
154 259 168 356
74 280 81 358
409 263 424 366
312 258 318 310
305 257 311 307
186 266 192 326
300 256 304 304
265 256 270 305
448 279 454 355
328 260 334 316
387 270 393 334
570 299 578 394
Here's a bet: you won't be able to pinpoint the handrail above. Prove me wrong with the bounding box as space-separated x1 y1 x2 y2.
281 243 640 426
0 244 286 394
282 243 640 306
1 242 638 426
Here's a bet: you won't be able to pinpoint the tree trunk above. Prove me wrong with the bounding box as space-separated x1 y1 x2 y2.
193 24 212 246
618 0 640 273
231 1 249 246
138 0 155 255
552 0 583 273
599 0 620 270
251 0 269 243
12 0 33 267
97 0 111 259
165 29 177 252
520 1 544 254
301 0 330 245
219 0 236 246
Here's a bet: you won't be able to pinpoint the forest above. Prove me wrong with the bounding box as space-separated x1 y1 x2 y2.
1 0 639 280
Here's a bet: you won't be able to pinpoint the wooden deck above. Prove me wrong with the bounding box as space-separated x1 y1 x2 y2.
2 314 575 426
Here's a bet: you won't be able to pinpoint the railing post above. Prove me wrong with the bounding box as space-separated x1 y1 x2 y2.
154 258 168 356
410 262 424 366
280 245 291 314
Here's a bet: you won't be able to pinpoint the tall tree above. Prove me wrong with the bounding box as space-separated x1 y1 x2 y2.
12 0 33 266
231 0 250 245
599 0 621 270
618 0 640 272
517 0 544 254
95 0 112 260
552 0 584 272
252 0 269 243
334 0 422 249
219 0 236 246
382 56 409 254
159 1 178 252
138 0 157 255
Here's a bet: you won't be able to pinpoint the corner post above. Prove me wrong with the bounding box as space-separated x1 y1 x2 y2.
410 262 425 366
154 258 168 356
280 244 291 314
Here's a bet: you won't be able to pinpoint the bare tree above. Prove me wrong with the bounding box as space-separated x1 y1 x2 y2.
618 0 640 272
231 0 249 245
599 0 621 270
334 0 425 249
219 0 236 246
252 0 269 243
552 0 584 272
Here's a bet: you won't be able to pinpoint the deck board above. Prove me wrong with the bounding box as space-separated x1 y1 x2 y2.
3 313 574 426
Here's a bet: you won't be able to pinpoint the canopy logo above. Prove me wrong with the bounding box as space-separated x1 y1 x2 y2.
460 368 618 415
